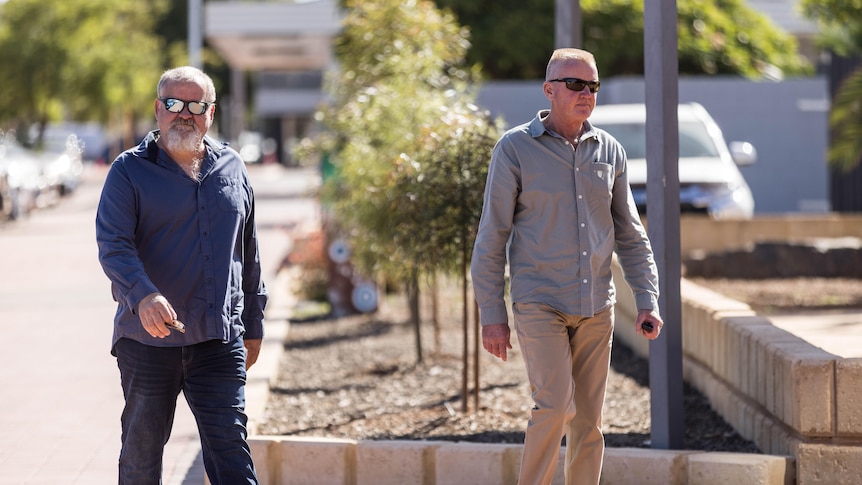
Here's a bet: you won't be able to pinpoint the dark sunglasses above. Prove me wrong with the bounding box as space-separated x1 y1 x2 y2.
548 78 601 94
159 97 214 115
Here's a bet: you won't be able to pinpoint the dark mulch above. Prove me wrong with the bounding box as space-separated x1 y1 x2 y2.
257 286 760 453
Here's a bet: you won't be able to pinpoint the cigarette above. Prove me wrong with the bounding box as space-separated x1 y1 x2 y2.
165 319 186 333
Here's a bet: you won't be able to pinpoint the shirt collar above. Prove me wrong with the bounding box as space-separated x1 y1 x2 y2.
529 110 600 143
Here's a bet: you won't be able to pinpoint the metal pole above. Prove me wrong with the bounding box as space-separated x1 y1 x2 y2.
230 68 246 144
554 0 582 48
644 0 685 449
188 0 203 69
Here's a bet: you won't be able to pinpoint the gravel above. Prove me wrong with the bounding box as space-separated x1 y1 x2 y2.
255 278 799 453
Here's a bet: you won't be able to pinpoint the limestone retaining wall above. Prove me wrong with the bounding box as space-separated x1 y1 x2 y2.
246 437 793 485
612 268 862 484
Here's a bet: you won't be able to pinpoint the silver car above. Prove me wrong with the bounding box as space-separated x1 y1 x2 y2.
589 102 756 219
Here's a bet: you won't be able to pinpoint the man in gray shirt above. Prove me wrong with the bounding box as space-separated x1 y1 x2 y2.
471 48 663 485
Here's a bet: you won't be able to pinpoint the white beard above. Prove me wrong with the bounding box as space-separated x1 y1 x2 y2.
163 122 203 154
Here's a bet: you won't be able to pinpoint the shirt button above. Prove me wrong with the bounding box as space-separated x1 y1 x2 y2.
582 251 587 256
583 279 588 284
578 195 583 199
580 223 585 227
575 167 580 172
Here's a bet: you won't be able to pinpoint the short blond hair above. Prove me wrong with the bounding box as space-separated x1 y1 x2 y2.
546 48 597 80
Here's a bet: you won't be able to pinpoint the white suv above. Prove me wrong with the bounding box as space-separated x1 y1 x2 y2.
588 102 756 219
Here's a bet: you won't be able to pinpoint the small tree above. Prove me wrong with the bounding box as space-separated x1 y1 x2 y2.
303 0 497 366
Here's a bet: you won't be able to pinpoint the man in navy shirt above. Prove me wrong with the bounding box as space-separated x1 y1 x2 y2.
96 66 267 484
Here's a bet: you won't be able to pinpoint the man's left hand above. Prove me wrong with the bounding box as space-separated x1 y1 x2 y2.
245 339 262 370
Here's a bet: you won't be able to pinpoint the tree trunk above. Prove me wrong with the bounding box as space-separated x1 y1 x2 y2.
407 272 422 364
431 273 441 354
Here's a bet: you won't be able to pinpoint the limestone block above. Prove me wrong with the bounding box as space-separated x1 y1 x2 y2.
836 358 862 435
687 452 794 485
796 443 862 485
779 342 835 437
356 440 443 485
276 436 356 485
602 448 691 485
744 323 790 408
435 442 520 485
248 437 280 485
762 332 809 421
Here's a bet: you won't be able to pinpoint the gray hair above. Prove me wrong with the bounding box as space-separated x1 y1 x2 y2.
157 66 216 102
546 48 598 81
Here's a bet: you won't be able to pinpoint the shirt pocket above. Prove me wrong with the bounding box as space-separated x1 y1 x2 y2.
214 176 243 213
586 162 615 199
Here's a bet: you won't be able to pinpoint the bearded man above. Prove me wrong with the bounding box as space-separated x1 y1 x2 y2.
96 66 267 484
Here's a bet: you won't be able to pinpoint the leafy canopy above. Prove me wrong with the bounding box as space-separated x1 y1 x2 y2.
0 0 168 141
435 0 811 79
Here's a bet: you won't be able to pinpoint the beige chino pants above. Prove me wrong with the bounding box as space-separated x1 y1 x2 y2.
513 302 615 485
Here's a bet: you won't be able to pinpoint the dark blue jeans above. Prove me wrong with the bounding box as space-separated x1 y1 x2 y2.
115 337 258 485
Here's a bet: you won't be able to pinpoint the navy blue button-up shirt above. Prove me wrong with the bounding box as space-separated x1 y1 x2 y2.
96 131 267 350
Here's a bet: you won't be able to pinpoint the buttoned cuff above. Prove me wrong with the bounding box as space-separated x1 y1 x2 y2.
635 292 660 314
479 305 509 326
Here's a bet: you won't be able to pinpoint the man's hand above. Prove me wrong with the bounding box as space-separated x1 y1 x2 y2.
137 292 177 338
635 309 663 340
245 339 262 370
482 324 513 361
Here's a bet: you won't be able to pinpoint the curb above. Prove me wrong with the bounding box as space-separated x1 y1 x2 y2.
247 437 795 485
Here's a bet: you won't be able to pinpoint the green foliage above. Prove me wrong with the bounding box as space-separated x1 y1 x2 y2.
0 0 229 146
0 0 168 140
436 0 811 79
672 0 810 78
800 0 862 170
800 0 862 55
434 0 554 79
306 0 503 285
827 68 862 172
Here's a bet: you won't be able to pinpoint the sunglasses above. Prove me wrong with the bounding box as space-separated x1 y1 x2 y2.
159 97 214 115
548 78 601 94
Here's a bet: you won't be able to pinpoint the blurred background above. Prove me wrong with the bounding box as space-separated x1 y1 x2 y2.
1 0 861 223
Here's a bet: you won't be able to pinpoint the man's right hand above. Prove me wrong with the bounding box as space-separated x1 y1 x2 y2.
482 323 513 362
137 292 177 339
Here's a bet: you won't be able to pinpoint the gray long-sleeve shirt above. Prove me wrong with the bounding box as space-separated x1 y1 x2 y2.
470 110 659 326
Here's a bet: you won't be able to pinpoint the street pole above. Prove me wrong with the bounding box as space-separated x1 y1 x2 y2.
554 0 582 48
644 0 685 449
189 0 203 69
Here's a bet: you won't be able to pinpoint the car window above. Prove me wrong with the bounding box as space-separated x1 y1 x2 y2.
597 121 719 159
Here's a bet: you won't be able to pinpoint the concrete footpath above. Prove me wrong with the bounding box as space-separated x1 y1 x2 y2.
0 162 319 484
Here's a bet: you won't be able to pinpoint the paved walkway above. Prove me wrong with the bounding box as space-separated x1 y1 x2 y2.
770 309 862 358
0 162 319 484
